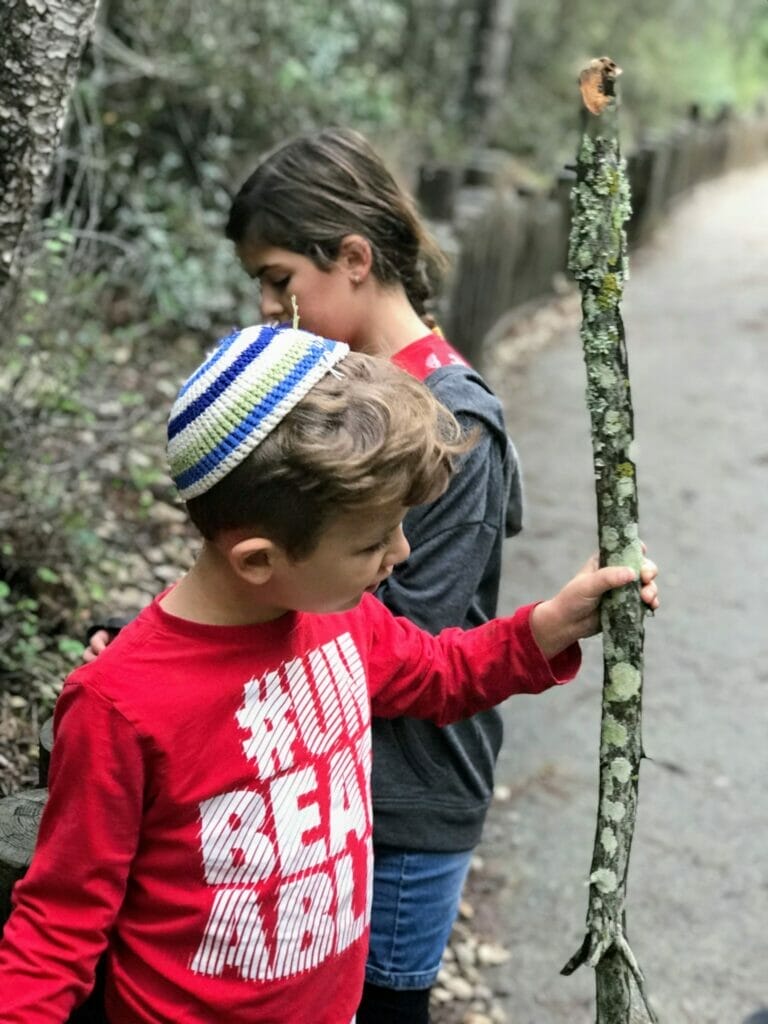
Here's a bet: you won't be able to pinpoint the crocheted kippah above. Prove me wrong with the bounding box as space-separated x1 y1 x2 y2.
167 323 349 500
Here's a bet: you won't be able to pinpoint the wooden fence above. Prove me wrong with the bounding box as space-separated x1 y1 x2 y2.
417 111 768 368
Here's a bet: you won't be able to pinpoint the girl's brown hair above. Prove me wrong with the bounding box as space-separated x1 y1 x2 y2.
226 128 448 317
187 353 471 557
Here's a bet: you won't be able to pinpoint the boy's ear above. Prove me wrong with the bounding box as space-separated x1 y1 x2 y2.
227 537 278 585
338 234 373 282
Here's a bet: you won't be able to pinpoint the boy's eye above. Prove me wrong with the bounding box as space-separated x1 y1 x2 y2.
360 538 388 555
269 276 290 291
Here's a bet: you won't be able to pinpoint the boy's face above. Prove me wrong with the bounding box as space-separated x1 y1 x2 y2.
236 242 363 349
267 503 410 615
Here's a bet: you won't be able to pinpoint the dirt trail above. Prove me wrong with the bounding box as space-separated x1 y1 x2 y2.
478 163 768 1024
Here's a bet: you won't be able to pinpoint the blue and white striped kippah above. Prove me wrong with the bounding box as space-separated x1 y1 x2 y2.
167 323 349 500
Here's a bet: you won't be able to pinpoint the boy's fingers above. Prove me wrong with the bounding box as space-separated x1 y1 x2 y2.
640 557 658 583
640 582 660 609
81 630 110 664
592 565 659 609
590 565 638 595
90 631 110 653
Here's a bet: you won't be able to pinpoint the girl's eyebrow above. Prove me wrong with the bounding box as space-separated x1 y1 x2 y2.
243 262 272 281
253 261 288 281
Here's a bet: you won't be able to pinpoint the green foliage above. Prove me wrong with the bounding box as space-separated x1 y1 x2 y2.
0 580 77 707
44 0 767 328
2 0 767 714
0 221 180 703
496 0 768 171
47 0 474 333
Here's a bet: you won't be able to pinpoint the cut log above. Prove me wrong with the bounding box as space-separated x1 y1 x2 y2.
0 788 47 928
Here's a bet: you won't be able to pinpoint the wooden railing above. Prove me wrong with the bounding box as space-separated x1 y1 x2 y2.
416 111 768 368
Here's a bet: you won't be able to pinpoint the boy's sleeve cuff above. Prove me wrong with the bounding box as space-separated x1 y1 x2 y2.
521 602 582 684
546 642 581 683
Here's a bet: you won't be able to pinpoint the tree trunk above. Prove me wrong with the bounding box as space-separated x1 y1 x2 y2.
0 789 47 929
560 59 658 1024
0 0 100 319
461 0 518 148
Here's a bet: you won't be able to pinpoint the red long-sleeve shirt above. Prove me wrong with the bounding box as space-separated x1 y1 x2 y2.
0 594 579 1023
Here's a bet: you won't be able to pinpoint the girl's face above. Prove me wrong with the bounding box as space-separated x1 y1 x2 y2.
236 241 363 347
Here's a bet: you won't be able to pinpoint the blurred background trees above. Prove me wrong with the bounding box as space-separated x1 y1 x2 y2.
23 0 768 332
0 0 766 708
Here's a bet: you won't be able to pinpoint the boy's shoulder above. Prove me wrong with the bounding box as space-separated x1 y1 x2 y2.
67 596 389 708
60 598 402 751
65 598 177 702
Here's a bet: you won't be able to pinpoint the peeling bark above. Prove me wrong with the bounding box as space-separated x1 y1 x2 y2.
561 60 658 1024
0 0 99 317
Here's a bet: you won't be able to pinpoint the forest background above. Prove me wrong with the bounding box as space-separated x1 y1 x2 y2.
1 0 767 789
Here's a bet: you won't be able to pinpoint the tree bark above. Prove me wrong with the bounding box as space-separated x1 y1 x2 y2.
461 0 518 147
560 59 658 1024
0 0 100 319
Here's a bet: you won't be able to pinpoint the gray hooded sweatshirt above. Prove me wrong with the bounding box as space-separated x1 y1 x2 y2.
371 362 522 851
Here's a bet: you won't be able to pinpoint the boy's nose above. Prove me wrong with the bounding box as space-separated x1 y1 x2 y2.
386 525 410 567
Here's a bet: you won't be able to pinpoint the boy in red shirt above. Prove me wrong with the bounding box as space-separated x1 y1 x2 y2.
0 323 657 1023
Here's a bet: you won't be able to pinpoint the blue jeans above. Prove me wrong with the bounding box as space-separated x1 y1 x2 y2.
365 845 473 990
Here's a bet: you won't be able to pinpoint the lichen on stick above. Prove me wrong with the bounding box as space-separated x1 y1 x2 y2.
562 57 658 1024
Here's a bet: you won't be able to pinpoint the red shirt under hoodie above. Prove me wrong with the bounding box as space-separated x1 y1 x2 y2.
0 594 579 1023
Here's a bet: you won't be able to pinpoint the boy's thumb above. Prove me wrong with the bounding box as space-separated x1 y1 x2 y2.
598 565 639 592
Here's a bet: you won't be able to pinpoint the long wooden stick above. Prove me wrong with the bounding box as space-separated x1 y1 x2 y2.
560 57 658 1024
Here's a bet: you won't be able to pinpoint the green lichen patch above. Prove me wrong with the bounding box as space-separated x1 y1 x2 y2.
590 867 619 894
600 827 618 855
595 364 617 388
609 757 632 783
619 541 643 573
597 272 622 310
606 539 642 573
606 662 641 701
616 476 635 500
602 409 623 436
600 797 626 822
601 525 620 552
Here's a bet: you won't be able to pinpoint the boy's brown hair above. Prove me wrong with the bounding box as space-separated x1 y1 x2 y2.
187 352 469 558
